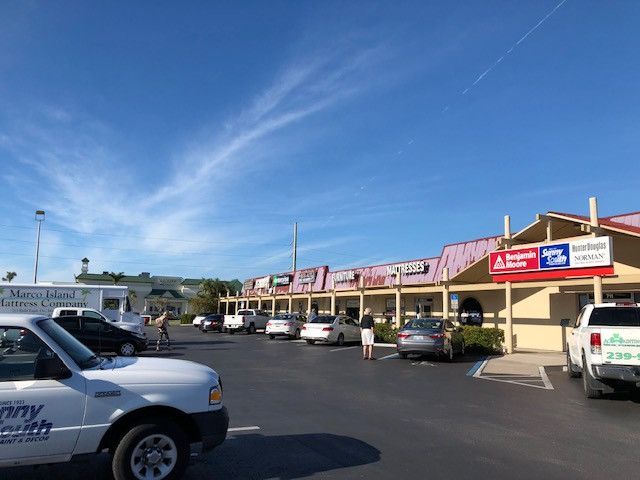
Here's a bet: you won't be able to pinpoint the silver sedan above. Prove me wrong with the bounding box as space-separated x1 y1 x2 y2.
396 318 465 361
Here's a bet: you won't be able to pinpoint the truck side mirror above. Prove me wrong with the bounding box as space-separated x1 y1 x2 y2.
560 318 571 328
34 355 72 380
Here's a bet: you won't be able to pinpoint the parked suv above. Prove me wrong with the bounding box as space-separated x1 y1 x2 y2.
54 315 148 356
563 303 640 398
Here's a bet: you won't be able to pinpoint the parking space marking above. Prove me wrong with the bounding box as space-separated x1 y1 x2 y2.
466 358 488 376
290 339 306 343
472 360 554 390
329 346 358 352
228 426 261 433
411 361 436 366
379 353 399 360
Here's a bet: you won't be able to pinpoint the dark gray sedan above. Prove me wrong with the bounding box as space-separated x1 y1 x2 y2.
396 318 465 361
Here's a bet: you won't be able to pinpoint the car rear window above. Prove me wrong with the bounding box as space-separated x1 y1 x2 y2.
310 316 335 324
588 307 640 327
237 310 251 315
274 314 294 320
405 319 443 330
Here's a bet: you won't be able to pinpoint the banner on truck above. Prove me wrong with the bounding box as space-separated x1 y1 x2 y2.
0 287 101 315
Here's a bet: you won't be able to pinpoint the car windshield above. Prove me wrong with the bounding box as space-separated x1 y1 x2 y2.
310 316 335 324
404 319 443 330
38 318 102 369
274 314 294 320
589 307 640 327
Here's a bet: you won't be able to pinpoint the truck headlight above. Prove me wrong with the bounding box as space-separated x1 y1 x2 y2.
209 384 223 405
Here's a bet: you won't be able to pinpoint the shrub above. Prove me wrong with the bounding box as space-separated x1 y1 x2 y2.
374 322 397 343
461 326 504 354
180 313 196 325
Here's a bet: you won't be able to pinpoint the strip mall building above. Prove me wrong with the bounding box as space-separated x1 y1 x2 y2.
221 199 640 353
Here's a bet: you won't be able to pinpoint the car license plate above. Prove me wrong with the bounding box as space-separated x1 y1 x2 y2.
413 335 424 340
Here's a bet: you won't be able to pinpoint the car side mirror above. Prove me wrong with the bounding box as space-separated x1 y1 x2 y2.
560 318 571 328
34 355 71 380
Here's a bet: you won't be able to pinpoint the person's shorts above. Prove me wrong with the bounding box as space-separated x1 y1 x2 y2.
361 328 374 346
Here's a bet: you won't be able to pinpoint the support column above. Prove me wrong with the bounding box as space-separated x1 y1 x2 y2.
504 214 514 354
258 296 263 311
225 299 230 315
288 295 293 313
590 196 604 304
331 291 337 315
546 218 553 242
442 267 450 321
307 286 313 314
271 295 276 316
395 285 402 328
358 276 365 320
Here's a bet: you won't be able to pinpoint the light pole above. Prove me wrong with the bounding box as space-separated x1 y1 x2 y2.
33 210 45 283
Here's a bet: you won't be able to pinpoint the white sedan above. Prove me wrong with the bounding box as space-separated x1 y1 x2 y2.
301 315 361 346
192 312 214 327
266 313 307 339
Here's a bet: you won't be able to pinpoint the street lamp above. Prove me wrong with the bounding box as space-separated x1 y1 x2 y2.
33 210 45 283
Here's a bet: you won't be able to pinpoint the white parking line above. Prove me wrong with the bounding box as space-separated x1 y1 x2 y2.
290 339 306 343
329 346 358 352
379 353 399 360
228 426 261 433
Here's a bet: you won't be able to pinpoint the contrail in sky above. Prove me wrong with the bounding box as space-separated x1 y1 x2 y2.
461 0 568 95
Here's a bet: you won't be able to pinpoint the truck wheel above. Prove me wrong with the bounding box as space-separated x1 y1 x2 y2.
567 348 581 378
247 324 256 335
119 342 136 357
306 340 316 345
228 330 235 335
112 420 189 480
582 354 603 399
269 334 275 339
398 352 407 359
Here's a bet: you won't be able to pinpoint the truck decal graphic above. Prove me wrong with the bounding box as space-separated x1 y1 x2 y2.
0 403 52 445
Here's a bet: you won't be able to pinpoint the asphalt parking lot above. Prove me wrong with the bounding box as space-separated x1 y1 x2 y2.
6 325 640 480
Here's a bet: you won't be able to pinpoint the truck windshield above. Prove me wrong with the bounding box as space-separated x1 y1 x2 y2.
38 318 102 369
589 307 640 327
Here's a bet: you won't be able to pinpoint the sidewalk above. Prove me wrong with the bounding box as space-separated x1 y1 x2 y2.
482 351 565 376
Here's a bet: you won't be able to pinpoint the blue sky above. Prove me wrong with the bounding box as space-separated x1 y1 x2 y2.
1 1 639 283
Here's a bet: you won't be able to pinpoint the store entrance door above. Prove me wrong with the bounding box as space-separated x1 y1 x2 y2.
416 297 433 318
346 299 360 320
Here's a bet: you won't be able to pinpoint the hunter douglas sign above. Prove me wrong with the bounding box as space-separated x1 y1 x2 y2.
490 236 613 279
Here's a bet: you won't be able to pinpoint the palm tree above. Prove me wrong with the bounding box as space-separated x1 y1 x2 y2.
108 272 126 285
2 272 17 283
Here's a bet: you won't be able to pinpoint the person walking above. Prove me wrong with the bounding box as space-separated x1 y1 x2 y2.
308 307 318 322
360 307 375 360
155 310 171 351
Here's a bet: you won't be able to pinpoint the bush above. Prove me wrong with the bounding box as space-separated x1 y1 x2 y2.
180 313 196 325
461 326 504 354
374 322 397 343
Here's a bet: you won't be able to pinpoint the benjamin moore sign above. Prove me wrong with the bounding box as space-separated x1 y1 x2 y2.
490 236 613 276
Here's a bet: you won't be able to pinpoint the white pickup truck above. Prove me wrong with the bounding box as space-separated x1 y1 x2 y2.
223 309 269 334
0 314 228 478
563 303 640 398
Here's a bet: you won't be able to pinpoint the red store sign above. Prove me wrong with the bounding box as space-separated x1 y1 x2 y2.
489 248 539 275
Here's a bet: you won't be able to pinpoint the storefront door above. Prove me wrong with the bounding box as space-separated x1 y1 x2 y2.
415 297 432 318
346 299 360 320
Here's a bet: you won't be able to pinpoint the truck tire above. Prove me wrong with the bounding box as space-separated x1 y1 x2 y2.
582 354 603 399
306 340 316 345
228 330 235 335
112 420 189 480
269 334 275 339
567 348 581 378
247 323 256 335
119 342 136 357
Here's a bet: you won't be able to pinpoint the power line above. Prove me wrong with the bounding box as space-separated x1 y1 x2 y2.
0 224 291 247
0 236 291 259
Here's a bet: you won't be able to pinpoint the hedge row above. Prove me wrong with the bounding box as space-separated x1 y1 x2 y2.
180 313 196 325
461 326 504 354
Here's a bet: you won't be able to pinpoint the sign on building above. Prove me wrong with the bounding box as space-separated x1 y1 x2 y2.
490 236 613 278
298 270 317 284
272 275 291 287
254 276 270 289
450 293 459 311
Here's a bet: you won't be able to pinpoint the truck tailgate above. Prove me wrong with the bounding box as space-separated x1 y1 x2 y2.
601 327 640 365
